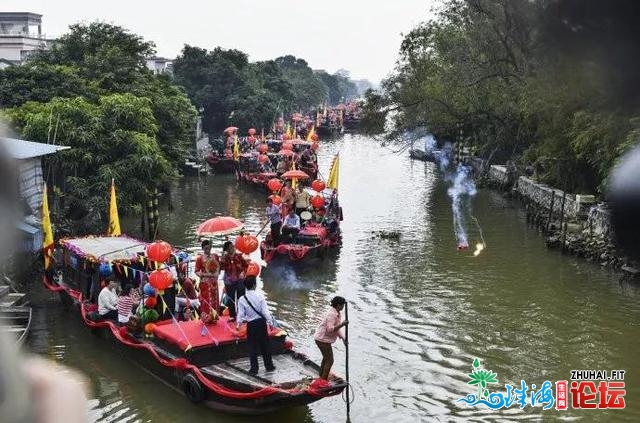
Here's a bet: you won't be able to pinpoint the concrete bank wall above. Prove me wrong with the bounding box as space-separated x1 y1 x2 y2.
483 164 624 269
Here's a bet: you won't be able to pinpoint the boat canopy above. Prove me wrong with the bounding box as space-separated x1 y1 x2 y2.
61 236 147 263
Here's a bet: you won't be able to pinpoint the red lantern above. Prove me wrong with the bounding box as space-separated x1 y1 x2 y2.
269 194 282 205
281 142 293 151
235 234 259 254
267 178 283 193
246 261 261 277
311 195 325 209
145 296 157 308
311 142 319 151
248 128 256 135
311 179 326 192
144 323 156 334
283 133 292 141
311 134 319 142
258 154 269 164
146 241 172 263
258 143 268 154
149 269 173 290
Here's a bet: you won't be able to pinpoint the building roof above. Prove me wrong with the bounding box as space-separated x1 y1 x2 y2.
0 12 43 23
0 137 70 160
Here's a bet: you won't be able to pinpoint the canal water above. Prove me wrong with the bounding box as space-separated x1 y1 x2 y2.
27 135 640 422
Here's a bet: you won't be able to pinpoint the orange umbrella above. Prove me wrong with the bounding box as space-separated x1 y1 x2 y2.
196 216 243 236
281 170 310 180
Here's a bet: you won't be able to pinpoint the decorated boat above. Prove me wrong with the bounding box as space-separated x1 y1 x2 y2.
261 155 343 264
43 235 347 414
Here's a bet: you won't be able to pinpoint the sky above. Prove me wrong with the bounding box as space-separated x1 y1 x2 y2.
2 0 437 83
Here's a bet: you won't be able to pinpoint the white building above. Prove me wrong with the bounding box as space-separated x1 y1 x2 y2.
146 56 173 75
0 12 53 69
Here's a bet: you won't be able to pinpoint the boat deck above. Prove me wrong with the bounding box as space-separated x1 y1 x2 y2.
201 352 318 388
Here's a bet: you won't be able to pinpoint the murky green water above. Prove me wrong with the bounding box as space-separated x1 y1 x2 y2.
28 135 640 422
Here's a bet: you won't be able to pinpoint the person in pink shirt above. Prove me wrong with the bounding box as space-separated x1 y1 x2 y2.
313 296 349 380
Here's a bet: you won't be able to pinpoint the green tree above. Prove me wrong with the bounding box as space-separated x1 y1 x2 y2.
7 95 173 230
0 64 92 107
364 0 640 194
274 55 328 110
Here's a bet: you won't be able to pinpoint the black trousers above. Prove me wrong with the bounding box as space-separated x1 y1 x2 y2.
100 310 118 321
281 226 299 242
270 221 282 245
225 280 245 318
247 318 274 373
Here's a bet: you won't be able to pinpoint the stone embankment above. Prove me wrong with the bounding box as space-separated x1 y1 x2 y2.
477 162 633 272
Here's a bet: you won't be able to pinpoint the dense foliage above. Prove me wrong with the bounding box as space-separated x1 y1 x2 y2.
363 0 640 194
0 22 197 230
173 49 364 135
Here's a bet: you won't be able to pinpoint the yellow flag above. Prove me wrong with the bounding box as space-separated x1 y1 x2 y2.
327 154 339 190
108 179 121 236
286 123 293 139
42 183 54 270
233 135 240 160
306 125 316 142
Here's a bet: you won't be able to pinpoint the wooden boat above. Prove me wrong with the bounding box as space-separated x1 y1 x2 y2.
206 152 237 174
409 149 438 163
343 117 360 131
44 236 346 414
0 283 32 344
260 189 342 264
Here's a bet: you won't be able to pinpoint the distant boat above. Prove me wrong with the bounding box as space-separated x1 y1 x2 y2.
409 149 438 163
0 281 32 345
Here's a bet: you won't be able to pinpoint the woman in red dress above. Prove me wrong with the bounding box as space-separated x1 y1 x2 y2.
195 239 220 323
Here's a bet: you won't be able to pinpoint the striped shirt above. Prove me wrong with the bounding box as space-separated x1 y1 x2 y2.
117 294 135 323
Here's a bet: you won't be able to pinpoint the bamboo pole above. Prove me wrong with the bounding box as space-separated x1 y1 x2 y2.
345 301 351 423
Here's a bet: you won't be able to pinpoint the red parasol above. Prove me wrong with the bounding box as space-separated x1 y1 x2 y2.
281 170 310 180
223 126 238 134
196 216 244 236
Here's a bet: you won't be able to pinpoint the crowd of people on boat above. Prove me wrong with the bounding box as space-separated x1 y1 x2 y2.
91 237 349 378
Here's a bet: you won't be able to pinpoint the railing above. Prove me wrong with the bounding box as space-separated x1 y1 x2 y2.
0 31 55 39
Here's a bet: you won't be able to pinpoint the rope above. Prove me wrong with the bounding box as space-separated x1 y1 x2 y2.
341 382 356 406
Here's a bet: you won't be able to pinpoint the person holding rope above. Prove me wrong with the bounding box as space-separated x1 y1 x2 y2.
314 296 348 380
236 276 276 374
195 239 220 324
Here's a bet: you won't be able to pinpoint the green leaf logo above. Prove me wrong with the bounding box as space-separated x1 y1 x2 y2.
467 358 499 399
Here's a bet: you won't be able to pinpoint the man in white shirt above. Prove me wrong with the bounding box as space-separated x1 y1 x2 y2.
236 276 275 374
281 208 301 243
265 198 282 245
98 280 119 320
